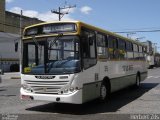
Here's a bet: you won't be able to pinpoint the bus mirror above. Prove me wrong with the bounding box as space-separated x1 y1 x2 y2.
15 42 18 52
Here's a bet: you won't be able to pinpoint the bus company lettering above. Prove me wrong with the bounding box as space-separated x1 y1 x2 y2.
35 76 55 79
122 65 133 72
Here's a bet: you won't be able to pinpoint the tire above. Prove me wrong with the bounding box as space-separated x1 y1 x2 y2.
135 74 141 88
99 81 110 102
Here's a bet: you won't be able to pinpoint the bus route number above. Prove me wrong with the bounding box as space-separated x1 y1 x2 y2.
104 66 108 72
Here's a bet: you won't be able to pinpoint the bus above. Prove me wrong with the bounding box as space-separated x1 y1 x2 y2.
20 21 148 104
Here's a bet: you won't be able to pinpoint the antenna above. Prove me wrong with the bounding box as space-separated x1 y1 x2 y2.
51 1 76 21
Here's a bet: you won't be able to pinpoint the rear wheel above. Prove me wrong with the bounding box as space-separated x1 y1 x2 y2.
135 74 141 88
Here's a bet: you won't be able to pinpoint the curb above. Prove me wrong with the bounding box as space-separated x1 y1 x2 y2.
10 77 21 79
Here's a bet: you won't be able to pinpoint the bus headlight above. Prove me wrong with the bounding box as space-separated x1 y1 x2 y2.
60 87 77 94
64 88 69 93
69 87 75 92
21 84 32 92
22 84 28 89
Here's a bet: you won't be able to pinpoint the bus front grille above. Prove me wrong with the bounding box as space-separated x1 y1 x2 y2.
24 80 69 94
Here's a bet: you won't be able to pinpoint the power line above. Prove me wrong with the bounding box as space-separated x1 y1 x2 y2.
114 29 160 33
113 26 160 31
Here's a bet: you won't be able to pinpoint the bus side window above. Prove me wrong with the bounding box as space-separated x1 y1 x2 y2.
108 36 114 59
139 45 144 60
108 36 118 59
118 39 127 59
114 39 118 49
81 28 96 69
97 33 108 59
82 35 90 58
126 41 134 60
133 44 139 60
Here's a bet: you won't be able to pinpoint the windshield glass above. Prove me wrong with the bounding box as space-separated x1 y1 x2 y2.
22 36 80 75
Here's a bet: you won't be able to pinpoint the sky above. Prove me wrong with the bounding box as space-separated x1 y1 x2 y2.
6 0 160 52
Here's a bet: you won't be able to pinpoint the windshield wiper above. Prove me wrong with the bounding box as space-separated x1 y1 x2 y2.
48 33 63 61
48 33 63 49
32 35 42 50
31 35 43 66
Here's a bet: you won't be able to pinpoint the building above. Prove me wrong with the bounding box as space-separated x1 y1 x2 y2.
0 0 43 34
0 0 43 72
4 11 43 34
0 0 5 32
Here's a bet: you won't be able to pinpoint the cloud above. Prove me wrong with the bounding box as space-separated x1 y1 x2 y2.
9 7 75 21
80 6 92 14
61 7 76 14
9 7 22 14
6 0 14 3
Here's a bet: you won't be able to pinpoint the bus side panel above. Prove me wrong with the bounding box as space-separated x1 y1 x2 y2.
110 74 136 92
98 60 147 93
82 82 101 103
73 63 100 103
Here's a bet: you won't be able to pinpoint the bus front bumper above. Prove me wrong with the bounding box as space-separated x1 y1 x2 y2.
20 88 83 104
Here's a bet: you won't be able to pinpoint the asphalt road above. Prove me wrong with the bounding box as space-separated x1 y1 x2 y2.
0 69 160 120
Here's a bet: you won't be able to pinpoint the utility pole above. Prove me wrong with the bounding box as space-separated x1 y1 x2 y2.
126 32 136 39
19 10 23 73
135 37 145 42
51 4 76 21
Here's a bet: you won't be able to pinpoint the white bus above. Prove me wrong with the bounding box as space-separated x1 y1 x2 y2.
20 21 148 104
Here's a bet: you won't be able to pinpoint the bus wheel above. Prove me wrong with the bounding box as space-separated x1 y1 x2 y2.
135 74 141 88
99 81 110 102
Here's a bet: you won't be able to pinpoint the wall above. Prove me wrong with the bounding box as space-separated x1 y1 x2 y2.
0 0 5 32
5 11 43 34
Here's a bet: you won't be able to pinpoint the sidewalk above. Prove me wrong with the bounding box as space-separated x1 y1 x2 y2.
1 72 21 80
0 74 1 83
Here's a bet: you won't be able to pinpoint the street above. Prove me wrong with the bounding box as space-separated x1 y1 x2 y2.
0 69 160 120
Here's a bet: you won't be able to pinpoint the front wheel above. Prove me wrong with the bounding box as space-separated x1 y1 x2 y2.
99 81 110 102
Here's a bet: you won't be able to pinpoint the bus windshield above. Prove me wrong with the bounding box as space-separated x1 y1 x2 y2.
23 36 81 75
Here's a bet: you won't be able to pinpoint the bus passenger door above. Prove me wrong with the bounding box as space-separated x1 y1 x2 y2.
81 29 97 80
80 29 100 102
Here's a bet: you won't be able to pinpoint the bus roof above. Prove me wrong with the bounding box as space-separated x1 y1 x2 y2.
24 20 146 47
24 21 80 29
78 21 146 46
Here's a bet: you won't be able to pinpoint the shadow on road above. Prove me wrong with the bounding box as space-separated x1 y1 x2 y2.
0 89 6 92
26 83 158 115
0 87 6 92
